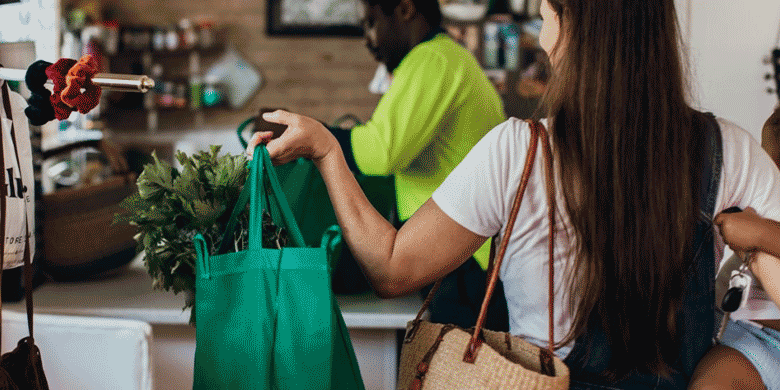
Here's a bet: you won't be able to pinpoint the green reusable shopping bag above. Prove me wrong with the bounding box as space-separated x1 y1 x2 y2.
237 117 396 294
192 145 365 389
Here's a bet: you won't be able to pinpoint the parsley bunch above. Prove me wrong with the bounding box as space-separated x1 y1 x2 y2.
116 146 250 325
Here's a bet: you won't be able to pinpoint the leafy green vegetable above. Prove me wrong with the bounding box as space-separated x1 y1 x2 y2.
116 146 250 325
116 146 295 325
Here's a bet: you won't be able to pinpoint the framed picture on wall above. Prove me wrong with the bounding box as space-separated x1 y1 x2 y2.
267 0 364 36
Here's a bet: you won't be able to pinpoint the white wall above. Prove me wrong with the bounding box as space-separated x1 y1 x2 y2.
0 0 59 62
683 0 780 141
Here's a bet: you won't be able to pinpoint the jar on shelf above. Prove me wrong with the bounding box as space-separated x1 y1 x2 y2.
179 19 199 49
174 83 188 109
202 76 223 107
502 25 520 70
483 23 500 68
165 25 179 51
189 75 203 109
152 28 166 51
158 81 175 108
197 20 216 49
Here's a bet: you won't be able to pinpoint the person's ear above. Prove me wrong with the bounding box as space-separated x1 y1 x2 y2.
397 0 417 22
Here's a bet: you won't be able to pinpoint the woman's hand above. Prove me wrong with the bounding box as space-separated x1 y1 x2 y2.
245 110 339 165
714 207 766 253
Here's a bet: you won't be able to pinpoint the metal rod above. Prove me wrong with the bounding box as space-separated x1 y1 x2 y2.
0 68 154 93
88 73 155 93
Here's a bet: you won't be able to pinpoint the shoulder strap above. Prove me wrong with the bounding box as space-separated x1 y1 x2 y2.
407 120 558 361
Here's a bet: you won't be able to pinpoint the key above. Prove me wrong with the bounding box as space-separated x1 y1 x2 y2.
715 207 755 340
717 266 753 340
722 286 743 312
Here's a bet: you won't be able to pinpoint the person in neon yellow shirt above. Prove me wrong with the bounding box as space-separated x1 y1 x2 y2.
327 0 508 330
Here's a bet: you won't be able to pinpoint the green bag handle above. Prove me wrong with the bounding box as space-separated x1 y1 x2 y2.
236 112 363 149
236 115 315 224
236 116 254 149
254 144 306 249
194 233 210 278
216 144 306 254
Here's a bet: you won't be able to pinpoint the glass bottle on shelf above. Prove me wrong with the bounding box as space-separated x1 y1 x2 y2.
483 23 500 68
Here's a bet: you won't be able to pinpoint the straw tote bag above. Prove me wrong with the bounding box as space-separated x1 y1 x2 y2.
397 120 569 390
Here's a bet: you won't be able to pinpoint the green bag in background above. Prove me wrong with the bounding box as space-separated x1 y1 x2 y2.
237 116 396 294
192 145 365 389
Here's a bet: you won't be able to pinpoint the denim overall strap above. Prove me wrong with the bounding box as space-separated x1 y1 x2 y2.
563 113 723 390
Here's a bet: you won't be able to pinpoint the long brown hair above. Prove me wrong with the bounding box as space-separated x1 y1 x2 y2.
540 0 707 377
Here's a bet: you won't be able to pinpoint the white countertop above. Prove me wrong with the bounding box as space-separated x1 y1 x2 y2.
7 258 423 329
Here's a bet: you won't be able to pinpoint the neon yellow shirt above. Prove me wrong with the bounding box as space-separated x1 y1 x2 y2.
351 33 505 269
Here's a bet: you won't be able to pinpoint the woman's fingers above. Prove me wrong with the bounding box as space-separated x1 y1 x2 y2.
262 109 296 126
248 109 335 164
265 137 298 165
245 131 274 159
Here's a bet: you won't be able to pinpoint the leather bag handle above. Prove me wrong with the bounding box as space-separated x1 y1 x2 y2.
407 120 557 362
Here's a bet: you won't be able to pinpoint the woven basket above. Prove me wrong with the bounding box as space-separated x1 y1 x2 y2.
397 321 569 389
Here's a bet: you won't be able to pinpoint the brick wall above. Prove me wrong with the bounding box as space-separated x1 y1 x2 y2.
101 0 380 130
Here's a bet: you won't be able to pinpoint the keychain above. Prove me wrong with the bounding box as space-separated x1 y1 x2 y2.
717 257 754 340
716 206 755 340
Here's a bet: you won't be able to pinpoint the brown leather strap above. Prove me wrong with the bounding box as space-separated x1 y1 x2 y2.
404 279 442 344
468 120 557 361
23 219 33 339
465 120 544 362
410 324 456 390
536 120 556 353
408 120 558 366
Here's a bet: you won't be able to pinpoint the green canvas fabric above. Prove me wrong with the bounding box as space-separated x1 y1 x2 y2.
192 145 365 389
272 158 395 252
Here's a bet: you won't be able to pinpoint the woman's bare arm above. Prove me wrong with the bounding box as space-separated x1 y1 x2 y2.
249 110 487 297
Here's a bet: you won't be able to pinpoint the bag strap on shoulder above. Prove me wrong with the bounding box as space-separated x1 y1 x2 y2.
409 120 558 362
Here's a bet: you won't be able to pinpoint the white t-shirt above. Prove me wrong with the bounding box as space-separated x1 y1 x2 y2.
431 117 780 358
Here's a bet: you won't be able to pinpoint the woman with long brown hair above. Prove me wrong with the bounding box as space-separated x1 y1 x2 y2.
247 0 780 387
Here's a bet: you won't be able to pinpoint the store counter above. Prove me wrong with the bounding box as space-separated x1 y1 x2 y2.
6 257 422 390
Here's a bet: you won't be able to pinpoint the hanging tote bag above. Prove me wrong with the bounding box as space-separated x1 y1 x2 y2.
0 76 49 390
0 75 35 270
192 144 364 390
397 120 570 389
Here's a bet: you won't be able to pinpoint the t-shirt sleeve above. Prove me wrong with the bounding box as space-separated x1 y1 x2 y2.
432 119 529 237
351 48 461 176
716 119 780 222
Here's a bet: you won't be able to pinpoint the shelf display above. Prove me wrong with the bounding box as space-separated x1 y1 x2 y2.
97 22 230 132
443 10 548 118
